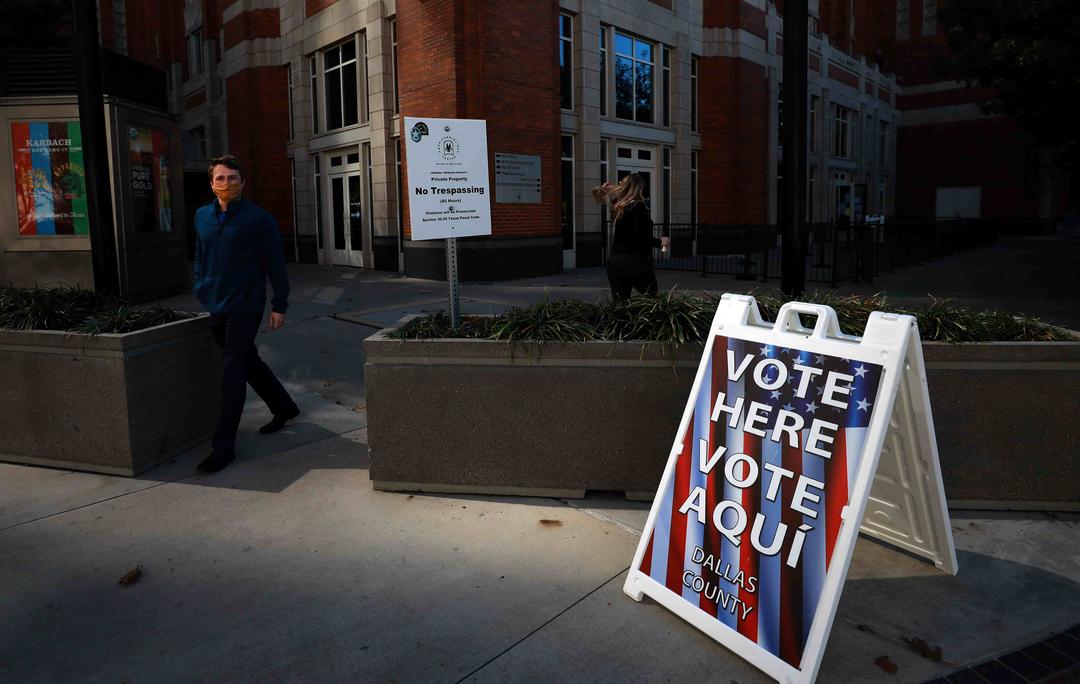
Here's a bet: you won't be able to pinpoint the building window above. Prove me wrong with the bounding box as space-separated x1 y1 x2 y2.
323 37 360 131
878 175 887 214
184 126 207 159
599 138 609 229
310 56 320 135
777 81 784 148
313 155 323 252
690 150 698 225
922 0 937 36
188 28 204 77
614 31 654 123
896 0 910 40
662 146 671 224
560 14 573 110
391 19 399 114
690 56 698 132
662 47 671 127
809 166 817 222
879 120 888 165
362 35 370 123
776 161 784 221
832 104 853 159
809 95 819 152
560 135 574 250
287 66 295 141
599 29 607 117
364 142 374 238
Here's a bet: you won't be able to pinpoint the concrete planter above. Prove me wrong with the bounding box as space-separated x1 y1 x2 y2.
0 315 221 476
365 330 1080 509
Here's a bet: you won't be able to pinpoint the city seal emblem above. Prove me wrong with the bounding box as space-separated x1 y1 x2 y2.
409 122 429 143
437 136 459 160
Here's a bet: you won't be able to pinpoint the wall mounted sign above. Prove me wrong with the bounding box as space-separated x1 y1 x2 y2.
494 153 541 204
625 294 957 683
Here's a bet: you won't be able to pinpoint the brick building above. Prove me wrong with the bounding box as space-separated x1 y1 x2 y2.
81 0 1057 281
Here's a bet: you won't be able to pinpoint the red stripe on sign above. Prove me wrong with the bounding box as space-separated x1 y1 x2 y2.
640 532 655 575
825 428 848 568
779 434 804 667
12 122 37 236
666 413 694 595
700 336 727 617
737 432 761 640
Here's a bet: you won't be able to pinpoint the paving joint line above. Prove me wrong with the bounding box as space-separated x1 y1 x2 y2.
559 499 644 537
453 566 630 683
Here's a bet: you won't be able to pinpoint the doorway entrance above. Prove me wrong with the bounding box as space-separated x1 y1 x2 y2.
615 143 657 220
325 150 367 267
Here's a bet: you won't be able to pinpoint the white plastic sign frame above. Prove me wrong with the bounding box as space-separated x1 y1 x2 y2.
403 116 491 241
624 294 957 684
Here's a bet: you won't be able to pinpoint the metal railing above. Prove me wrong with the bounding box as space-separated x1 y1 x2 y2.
606 218 1032 286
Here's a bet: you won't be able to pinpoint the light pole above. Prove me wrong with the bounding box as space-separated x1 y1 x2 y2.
780 0 809 296
72 0 120 295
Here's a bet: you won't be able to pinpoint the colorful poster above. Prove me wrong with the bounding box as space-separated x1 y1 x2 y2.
633 335 883 668
11 121 89 237
128 125 173 233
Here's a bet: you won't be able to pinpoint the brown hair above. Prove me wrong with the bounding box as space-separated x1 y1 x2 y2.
207 154 243 181
592 173 646 224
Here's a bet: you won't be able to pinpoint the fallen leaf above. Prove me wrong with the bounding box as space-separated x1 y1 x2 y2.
539 519 563 527
856 623 877 635
874 656 898 673
118 566 143 586
903 636 943 662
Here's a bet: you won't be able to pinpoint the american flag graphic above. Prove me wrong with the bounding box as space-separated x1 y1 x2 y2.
636 333 883 668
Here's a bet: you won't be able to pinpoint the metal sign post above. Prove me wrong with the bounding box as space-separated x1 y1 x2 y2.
446 236 460 328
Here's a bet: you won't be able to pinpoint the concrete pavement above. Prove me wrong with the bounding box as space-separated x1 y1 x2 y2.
2 236 1079 682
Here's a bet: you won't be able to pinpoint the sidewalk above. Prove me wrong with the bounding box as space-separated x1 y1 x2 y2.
1 237 1078 682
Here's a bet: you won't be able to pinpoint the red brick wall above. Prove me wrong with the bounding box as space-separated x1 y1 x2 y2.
397 0 561 242
698 56 769 224
897 117 1039 219
225 67 294 235
223 8 280 50
704 0 767 38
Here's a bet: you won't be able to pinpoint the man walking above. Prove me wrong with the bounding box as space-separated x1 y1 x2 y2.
193 155 299 473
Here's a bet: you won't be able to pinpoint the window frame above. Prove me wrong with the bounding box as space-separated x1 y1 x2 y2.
809 95 819 152
832 103 854 160
188 27 204 77
391 18 399 115
662 46 671 127
560 134 574 250
599 28 608 117
690 55 699 132
614 30 656 124
310 55 320 135
321 35 366 132
559 14 574 111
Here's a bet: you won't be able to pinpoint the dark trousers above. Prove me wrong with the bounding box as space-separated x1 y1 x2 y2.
607 253 659 300
209 313 297 452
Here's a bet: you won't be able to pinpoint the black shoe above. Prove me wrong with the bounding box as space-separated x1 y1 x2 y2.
259 406 300 435
197 450 235 473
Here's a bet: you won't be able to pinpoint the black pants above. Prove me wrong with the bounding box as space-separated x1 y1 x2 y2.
209 313 297 452
607 253 658 300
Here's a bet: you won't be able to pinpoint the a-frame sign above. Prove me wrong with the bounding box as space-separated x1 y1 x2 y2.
624 294 957 684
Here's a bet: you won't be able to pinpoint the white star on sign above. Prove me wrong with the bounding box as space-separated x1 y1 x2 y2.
814 354 825 364
857 397 872 412
783 403 795 412
815 385 825 396
793 354 806 364
760 345 773 355
805 401 819 414
853 364 869 378
770 390 782 400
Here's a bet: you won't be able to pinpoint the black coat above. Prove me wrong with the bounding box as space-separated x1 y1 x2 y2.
610 201 661 258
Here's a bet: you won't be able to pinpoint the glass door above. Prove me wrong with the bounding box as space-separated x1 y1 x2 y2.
328 177 365 267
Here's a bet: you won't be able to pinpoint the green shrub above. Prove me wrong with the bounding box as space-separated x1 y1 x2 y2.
388 290 1073 345
0 285 193 334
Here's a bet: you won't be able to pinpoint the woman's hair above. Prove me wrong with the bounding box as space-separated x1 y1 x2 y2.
592 173 646 223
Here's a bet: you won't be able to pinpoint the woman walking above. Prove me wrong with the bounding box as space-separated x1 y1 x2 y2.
593 173 670 300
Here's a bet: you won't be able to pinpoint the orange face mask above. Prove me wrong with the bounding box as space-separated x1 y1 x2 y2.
212 181 242 204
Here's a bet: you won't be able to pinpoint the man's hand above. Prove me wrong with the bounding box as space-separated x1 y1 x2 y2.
269 312 286 330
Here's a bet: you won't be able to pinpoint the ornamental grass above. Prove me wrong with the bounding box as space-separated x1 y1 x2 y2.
388 290 1073 345
0 285 192 335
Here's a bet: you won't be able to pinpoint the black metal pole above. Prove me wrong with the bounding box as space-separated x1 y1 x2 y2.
72 0 120 296
780 0 808 296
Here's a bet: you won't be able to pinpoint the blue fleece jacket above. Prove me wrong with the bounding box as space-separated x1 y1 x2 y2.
193 199 290 315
